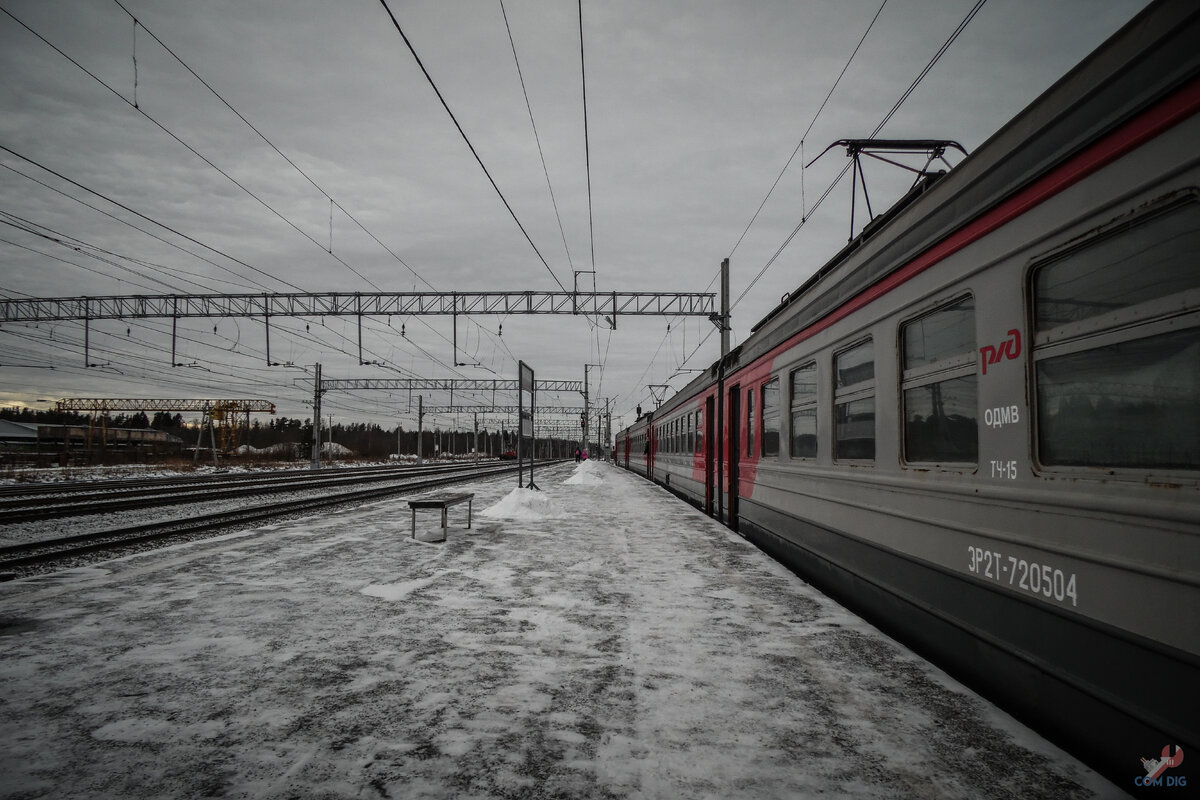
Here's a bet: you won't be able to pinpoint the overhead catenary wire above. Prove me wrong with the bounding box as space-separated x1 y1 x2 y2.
499 0 575 274
376 0 569 295
579 0 595 275
727 0 889 259
0 161 273 293
619 0 991 422
0 144 300 292
107 0 434 296
732 0 989 317
5 4 517 380
0 211 226 294
0 7 366 290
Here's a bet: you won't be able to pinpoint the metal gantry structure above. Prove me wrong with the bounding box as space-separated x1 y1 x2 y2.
419 406 584 415
310 371 592 469
7 286 726 464
54 398 276 414
0 289 719 367
0 291 717 322
317 379 584 393
54 397 276 461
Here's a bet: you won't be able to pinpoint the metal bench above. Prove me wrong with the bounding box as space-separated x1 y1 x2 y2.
407 492 474 541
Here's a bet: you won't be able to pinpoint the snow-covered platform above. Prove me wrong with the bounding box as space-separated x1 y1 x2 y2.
0 460 1127 799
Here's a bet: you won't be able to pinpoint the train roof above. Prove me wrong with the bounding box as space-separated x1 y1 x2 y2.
743 0 1200 361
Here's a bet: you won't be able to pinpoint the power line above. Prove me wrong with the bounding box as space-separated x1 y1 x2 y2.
109 0 519 374
0 7 315 291
871 0 989 137
108 0 433 296
579 0 595 274
622 0 992 419
728 0 888 258
3 8 503 379
0 145 300 292
0 211 223 294
499 0 575 274
376 0 568 294
732 0 990 315
0 162 272 293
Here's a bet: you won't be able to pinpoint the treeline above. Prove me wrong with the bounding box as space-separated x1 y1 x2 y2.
1 406 537 460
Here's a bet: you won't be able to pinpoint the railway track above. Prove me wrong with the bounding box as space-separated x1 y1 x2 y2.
0 462 499 523
0 460 557 578
0 461 432 499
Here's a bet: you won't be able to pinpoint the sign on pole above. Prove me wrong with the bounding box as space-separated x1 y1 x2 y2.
518 361 538 490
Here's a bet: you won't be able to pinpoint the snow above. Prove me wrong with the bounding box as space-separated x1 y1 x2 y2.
481 487 566 520
562 458 607 486
0 461 1128 799
320 441 354 457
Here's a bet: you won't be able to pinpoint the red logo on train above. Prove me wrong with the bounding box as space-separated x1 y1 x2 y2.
979 329 1021 374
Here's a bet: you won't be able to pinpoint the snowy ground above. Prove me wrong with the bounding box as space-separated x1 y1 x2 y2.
0 460 1127 799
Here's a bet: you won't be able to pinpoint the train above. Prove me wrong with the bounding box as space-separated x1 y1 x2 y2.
616 0 1198 790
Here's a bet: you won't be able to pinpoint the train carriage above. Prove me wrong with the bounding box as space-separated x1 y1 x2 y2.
616 0 1199 789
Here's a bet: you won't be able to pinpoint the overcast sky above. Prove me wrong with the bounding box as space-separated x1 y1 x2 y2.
0 0 1148 437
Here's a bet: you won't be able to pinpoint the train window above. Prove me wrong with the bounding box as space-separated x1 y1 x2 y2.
688 413 695 453
904 296 976 369
696 408 704 454
1032 202 1200 471
746 388 755 458
901 296 978 464
1037 330 1199 468
790 363 818 459
762 377 780 457
835 339 874 389
1034 203 1199 333
834 340 874 461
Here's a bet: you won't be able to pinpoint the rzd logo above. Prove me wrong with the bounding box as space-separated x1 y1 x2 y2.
1136 745 1186 788
979 329 1021 375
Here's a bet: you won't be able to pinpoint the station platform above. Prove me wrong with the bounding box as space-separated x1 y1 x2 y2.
0 460 1128 799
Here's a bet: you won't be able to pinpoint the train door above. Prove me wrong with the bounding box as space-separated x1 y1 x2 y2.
648 423 655 481
727 384 740 531
704 395 715 516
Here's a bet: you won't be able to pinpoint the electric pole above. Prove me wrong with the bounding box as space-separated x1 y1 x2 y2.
311 363 323 470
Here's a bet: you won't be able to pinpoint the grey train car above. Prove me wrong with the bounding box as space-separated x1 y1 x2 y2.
616 0 1198 791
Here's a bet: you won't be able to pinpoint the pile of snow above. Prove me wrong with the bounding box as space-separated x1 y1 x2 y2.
236 442 303 458
480 487 565 520
563 459 606 486
321 441 354 457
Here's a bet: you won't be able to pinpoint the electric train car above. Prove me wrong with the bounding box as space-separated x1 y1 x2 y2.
616 0 1199 789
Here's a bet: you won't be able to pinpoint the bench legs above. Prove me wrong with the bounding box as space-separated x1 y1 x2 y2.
409 499 473 542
